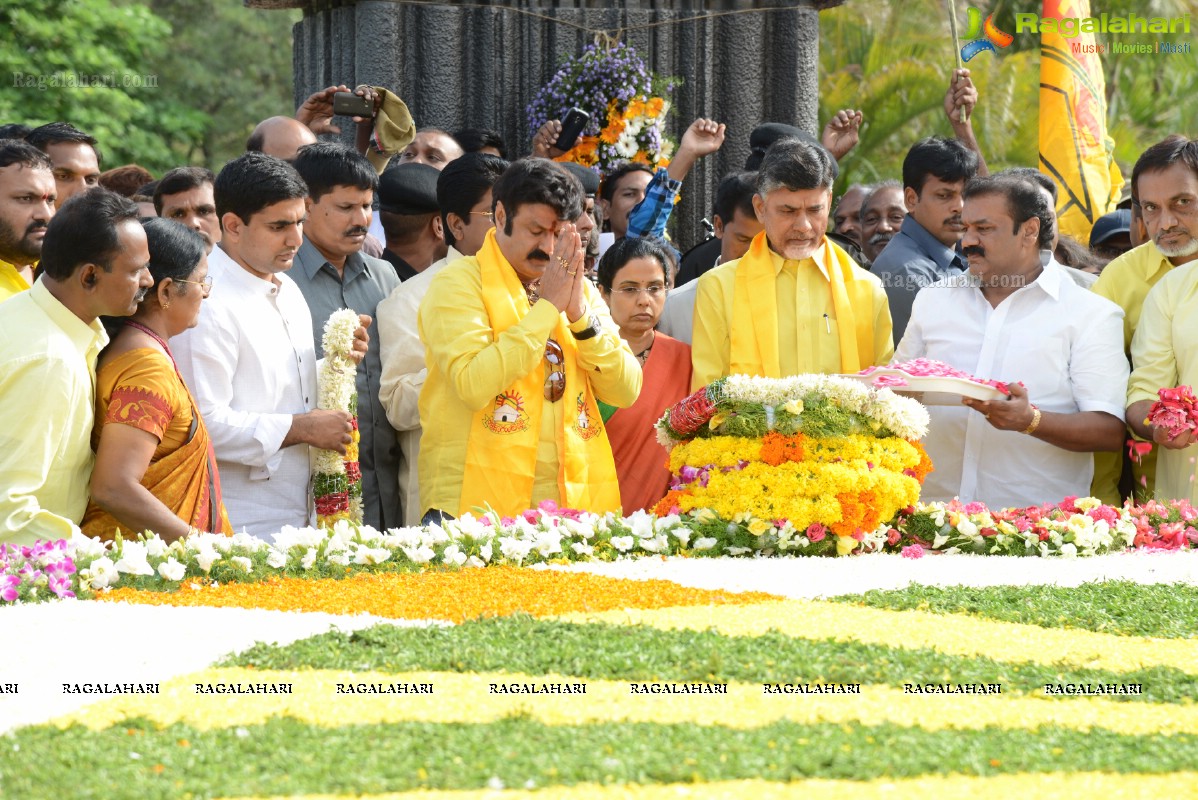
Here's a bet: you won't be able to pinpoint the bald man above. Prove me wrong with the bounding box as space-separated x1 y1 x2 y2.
246 116 318 162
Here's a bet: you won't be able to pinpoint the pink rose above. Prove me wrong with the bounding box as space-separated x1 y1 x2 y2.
807 523 827 542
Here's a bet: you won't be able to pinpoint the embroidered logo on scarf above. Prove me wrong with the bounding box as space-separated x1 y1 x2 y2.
483 391 530 434
571 392 602 440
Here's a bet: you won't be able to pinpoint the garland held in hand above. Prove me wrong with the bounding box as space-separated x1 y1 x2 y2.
313 309 362 527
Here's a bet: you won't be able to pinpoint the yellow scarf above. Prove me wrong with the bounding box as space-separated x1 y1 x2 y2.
730 232 876 375
459 230 621 517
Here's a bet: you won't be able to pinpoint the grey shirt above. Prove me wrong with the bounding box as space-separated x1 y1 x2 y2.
870 215 967 343
290 239 403 530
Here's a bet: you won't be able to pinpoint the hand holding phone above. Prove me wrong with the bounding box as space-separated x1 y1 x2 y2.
333 91 374 118
554 107 590 152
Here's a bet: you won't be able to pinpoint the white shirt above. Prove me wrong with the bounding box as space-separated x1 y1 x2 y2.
173 246 317 536
657 278 697 345
894 256 1127 509
377 246 461 526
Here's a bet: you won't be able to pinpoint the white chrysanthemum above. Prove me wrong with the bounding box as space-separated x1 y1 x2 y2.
321 308 360 362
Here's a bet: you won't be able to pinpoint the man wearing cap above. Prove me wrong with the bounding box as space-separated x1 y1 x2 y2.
417 159 640 521
378 152 509 525
378 162 446 281
1093 135 1198 503
1090 209 1133 266
691 139 892 390
288 143 402 530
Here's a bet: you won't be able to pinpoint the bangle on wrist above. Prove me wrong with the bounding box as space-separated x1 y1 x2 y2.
1022 405 1041 435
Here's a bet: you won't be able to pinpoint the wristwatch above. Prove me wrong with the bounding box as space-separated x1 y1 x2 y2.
572 312 602 340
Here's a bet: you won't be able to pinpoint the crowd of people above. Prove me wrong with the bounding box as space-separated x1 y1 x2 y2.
0 70 1194 545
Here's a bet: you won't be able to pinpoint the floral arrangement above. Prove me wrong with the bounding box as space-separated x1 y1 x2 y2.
1146 385 1198 440
894 495 1198 557
4 495 1196 603
526 41 677 174
313 309 361 527
653 375 932 555
0 540 76 602
859 358 1013 394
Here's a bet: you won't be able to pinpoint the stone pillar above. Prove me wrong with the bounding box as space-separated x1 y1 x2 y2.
249 0 842 251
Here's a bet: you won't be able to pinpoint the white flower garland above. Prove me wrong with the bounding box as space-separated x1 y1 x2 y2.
313 309 362 526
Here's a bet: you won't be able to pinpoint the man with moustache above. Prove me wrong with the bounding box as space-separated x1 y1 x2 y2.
172 152 366 536
896 176 1126 509
0 189 152 542
378 152 509 525
289 143 402 530
0 141 56 302
418 159 641 522
153 167 221 255
832 183 870 249
1097 136 1198 503
871 137 979 343
691 138 892 390
858 181 906 265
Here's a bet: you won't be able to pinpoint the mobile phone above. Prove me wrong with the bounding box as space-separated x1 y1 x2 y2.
554 107 590 152
332 91 373 117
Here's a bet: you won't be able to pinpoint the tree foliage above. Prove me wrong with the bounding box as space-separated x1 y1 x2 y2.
0 0 297 175
819 0 1197 193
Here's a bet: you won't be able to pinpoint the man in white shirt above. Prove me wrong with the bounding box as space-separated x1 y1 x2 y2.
377 152 508 525
896 175 1127 509
173 152 363 536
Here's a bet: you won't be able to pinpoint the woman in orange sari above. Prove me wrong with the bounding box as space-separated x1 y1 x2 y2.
83 218 232 541
597 237 693 514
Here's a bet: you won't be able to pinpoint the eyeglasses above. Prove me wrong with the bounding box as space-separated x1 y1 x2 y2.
469 211 495 220
614 284 666 299
544 337 565 402
174 275 213 296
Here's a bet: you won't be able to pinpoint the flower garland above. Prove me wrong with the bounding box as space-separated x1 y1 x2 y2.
4 497 1196 604
526 42 677 175
313 310 362 527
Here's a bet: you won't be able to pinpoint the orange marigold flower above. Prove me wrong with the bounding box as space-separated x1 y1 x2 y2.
905 440 935 483
653 489 692 516
96 568 777 622
759 432 805 466
647 97 665 116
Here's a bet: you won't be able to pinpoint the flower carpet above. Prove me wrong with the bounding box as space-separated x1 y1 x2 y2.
2 552 1198 799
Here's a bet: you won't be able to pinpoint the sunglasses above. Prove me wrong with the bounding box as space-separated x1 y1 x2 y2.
544 337 564 402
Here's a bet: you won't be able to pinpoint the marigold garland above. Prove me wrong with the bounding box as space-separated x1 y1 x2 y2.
96 567 778 622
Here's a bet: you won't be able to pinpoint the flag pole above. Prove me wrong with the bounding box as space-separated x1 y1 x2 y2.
947 0 969 123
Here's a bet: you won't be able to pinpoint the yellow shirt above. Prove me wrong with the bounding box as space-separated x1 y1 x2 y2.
0 280 108 543
690 242 893 390
0 259 33 305
1127 261 1198 505
1090 241 1177 503
417 258 641 518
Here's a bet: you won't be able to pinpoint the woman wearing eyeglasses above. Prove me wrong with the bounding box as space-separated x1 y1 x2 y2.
597 237 693 514
82 218 233 541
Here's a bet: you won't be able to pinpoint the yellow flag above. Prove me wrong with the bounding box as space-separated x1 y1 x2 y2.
1038 0 1124 242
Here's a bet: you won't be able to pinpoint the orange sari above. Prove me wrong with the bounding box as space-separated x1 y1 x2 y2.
82 347 233 539
604 333 692 515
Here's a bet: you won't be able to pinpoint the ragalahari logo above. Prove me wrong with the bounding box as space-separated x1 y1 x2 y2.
959 7 1015 61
